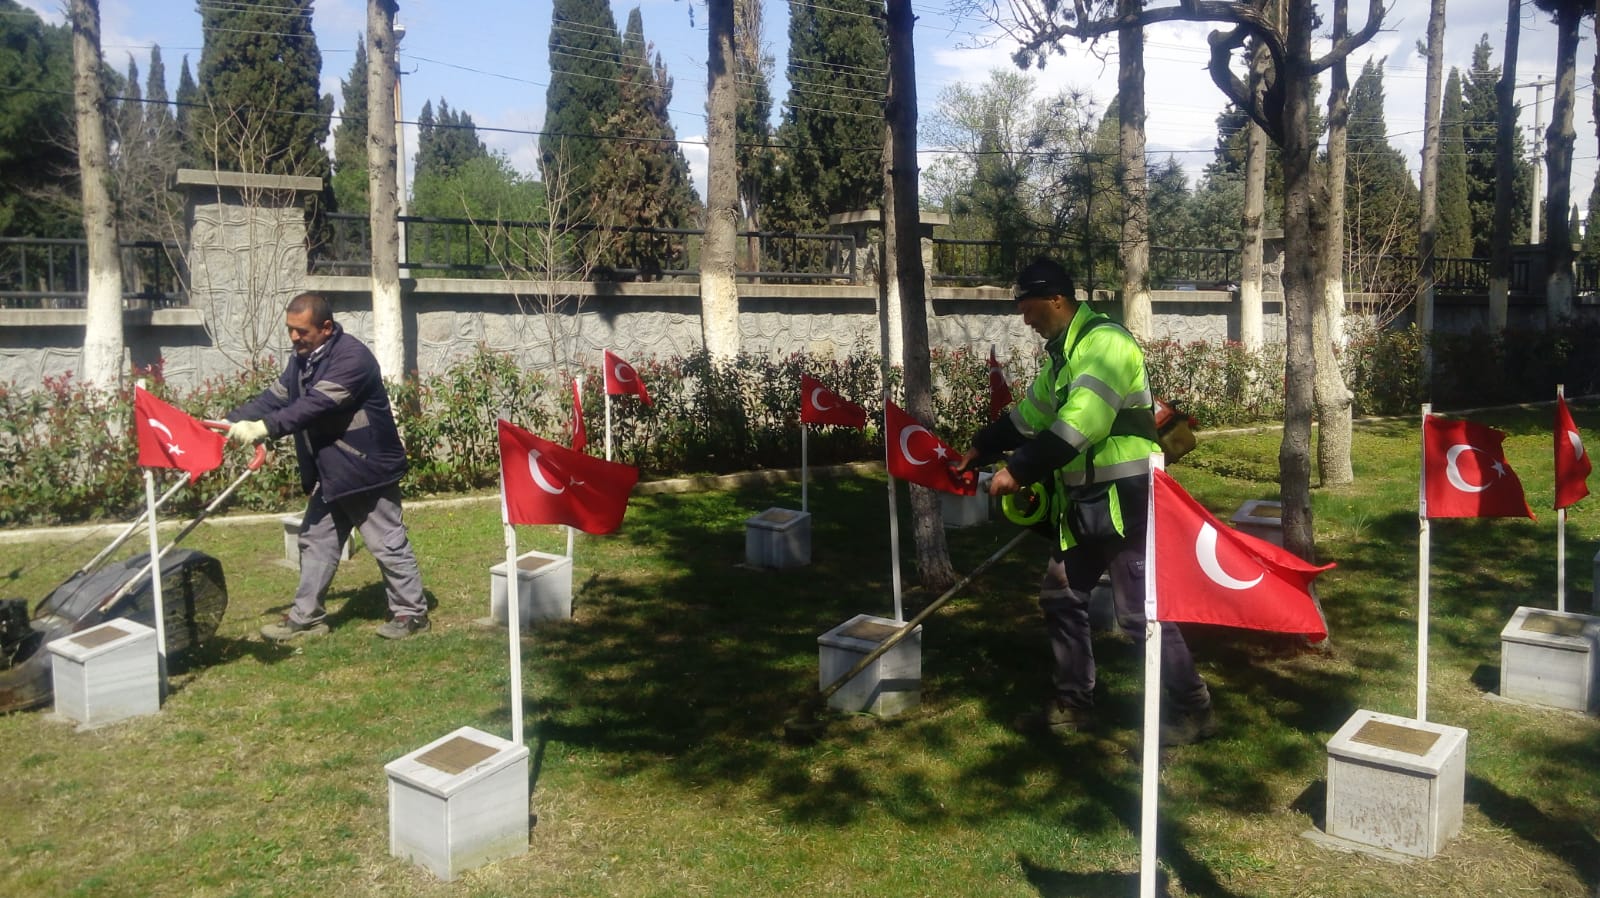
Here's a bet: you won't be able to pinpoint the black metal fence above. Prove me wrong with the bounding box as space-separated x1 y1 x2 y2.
0 238 186 310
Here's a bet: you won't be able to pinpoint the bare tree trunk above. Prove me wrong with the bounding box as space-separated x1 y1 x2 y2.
71 0 123 390
1416 0 1444 380
1278 0 1318 562
367 0 403 380
1239 38 1269 352
886 0 953 589
1117 0 1152 340
1490 0 1521 332
1544 4 1579 323
701 0 741 361
1315 0 1354 487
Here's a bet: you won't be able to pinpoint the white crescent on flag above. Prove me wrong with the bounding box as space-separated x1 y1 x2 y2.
148 418 174 441
810 387 833 411
613 363 634 384
527 449 567 495
1444 443 1498 493
1567 429 1586 461
1195 523 1264 590
899 424 934 465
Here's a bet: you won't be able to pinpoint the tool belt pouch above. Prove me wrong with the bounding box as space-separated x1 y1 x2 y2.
1066 482 1121 541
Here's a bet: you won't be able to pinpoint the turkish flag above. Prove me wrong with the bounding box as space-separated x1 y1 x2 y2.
498 419 638 533
884 400 977 496
569 376 587 453
1554 395 1591 510
1151 469 1331 641
987 347 1014 423
1422 415 1534 519
602 349 652 406
800 374 867 429
133 386 226 479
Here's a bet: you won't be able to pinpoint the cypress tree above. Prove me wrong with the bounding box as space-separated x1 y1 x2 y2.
117 56 142 152
1436 68 1473 258
331 36 368 212
145 44 170 132
540 0 623 215
0 0 78 237
770 0 887 231
174 54 196 148
189 0 332 179
735 0 775 239
415 98 487 181
1581 170 1600 264
1462 35 1532 255
1344 59 1419 260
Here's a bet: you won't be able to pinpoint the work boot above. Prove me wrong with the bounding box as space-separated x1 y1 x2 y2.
1159 706 1219 747
261 615 329 642
376 614 430 640
1012 699 1096 737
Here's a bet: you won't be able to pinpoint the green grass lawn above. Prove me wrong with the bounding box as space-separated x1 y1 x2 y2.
1 406 1597 897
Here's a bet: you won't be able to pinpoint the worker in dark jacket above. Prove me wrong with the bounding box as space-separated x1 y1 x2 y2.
228 292 429 641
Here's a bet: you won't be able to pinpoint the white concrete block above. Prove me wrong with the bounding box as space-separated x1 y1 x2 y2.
1230 499 1284 547
745 508 811 569
386 726 529 881
817 613 921 717
941 472 993 528
1500 606 1600 713
489 549 574 626
1326 709 1468 858
46 619 160 727
280 514 353 568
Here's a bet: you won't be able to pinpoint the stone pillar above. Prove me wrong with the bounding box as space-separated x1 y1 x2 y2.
174 169 320 371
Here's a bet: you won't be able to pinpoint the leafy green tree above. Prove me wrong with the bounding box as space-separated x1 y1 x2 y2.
1436 68 1472 258
189 0 332 179
1581 170 1600 265
1463 34 1531 255
331 36 368 212
540 0 622 216
587 9 700 276
415 97 487 182
735 0 775 251
768 0 887 231
410 153 545 221
1344 59 1419 267
0 0 78 236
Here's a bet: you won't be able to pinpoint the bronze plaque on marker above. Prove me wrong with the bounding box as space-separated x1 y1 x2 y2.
759 509 798 524
841 620 902 643
415 736 498 775
1521 612 1590 638
516 554 556 573
1351 719 1440 755
70 624 130 649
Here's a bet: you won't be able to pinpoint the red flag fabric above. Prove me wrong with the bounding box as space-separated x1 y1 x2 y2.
602 349 652 406
1554 395 1591 510
498 419 638 533
1151 469 1331 641
569 376 588 453
1422 415 1534 519
884 400 977 495
987 347 1014 423
800 374 867 429
134 386 226 479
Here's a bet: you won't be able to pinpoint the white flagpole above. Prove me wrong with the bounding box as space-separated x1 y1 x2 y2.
1139 453 1165 898
566 525 575 560
1557 384 1567 613
501 477 525 747
142 468 169 671
884 392 904 622
801 424 810 514
1418 403 1432 723
604 391 614 463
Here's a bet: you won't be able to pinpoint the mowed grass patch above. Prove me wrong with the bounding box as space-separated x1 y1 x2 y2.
0 408 1597 897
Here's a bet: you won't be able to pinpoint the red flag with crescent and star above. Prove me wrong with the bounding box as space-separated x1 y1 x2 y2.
602 349 652 406
884 400 977 496
569 376 588 453
800 374 867 429
1150 468 1331 640
1554 395 1591 510
133 386 226 479
986 347 1014 423
1422 415 1533 519
498 419 638 533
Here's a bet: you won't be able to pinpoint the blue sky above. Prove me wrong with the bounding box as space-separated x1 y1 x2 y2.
17 0 1599 216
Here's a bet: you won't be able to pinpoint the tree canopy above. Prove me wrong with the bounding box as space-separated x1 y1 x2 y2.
0 0 78 237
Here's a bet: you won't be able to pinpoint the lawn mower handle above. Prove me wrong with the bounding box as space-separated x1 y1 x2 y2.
204 420 267 471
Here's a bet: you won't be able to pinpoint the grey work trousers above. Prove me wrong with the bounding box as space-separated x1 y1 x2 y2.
1038 480 1210 714
288 483 426 625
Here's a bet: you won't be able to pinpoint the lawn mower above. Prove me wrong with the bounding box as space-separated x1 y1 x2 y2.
0 432 265 713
